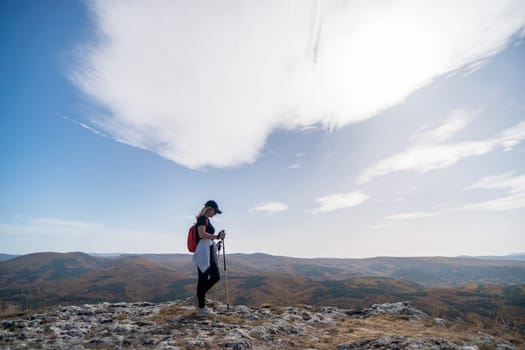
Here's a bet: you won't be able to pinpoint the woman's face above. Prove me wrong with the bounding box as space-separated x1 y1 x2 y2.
208 208 216 217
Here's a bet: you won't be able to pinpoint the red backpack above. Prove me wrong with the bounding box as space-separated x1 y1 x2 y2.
187 217 208 253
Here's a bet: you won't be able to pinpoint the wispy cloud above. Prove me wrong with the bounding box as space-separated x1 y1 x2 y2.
376 173 525 224
288 152 305 169
457 173 525 211
367 210 439 230
498 121 525 151
60 113 107 137
409 110 474 146
72 1 525 169
251 202 289 214
385 211 439 220
288 161 304 169
358 118 525 183
311 191 368 214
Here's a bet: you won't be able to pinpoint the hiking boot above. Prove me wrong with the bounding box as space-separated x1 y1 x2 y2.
196 306 215 317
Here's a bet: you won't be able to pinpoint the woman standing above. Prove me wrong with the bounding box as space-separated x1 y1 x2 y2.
193 200 225 316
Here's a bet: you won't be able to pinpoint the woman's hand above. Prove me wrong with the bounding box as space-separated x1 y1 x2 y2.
217 230 226 240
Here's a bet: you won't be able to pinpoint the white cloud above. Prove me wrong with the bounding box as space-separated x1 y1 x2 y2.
311 191 368 214
251 202 289 214
385 212 439 220
459 195 525 211
497 121 525 151
288 161 304 169
288 153 305 169
359 141 494 183
377 173 525 223
409 110 474 146
72 1 525 169
60 113 107 137
358 119 525 183
458 173 525 211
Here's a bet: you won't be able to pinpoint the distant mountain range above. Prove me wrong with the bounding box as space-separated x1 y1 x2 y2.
1 251 524 333
0 253 525 332
460 253 525 261
2 252 525 262
0 254 19 262
2 252 525 288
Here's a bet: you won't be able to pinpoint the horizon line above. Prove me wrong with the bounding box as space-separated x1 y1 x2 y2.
2 251 524 260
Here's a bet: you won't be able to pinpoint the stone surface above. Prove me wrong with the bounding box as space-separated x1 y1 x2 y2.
0 300 516 349
336 336 460 349
348 301 429 320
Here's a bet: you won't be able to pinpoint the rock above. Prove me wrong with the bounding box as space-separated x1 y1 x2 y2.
68 345 85 350
365 301 429 320
184 338 211 348
434 317 448 326
337 336 461 349
0 300 517 350
248 325 268 339
235 305 251 314
224 339 252 349
155 340 180 350
469 334 515 350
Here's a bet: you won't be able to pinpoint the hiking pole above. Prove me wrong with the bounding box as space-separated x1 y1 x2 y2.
221 238 230 311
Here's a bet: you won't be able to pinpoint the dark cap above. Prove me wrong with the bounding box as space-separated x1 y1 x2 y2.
205 200 222 214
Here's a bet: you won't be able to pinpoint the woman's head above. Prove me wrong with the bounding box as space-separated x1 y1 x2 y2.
196 200 222 218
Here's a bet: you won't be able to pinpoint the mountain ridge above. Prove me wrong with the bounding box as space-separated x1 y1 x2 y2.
2 252 525 290
1 251 524 336
2 251 525 261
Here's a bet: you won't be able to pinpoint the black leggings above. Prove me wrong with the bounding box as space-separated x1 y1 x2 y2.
197 246 220 308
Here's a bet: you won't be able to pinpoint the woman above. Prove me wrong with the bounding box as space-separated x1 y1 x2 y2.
193 200 225 316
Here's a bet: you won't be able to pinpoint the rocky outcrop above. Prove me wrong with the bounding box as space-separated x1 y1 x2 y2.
337 336 460 350
0 300 517 349
347 301 428 320
336 336 519 350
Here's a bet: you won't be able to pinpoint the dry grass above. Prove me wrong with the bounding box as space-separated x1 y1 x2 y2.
310 315 525 350
148 302 525 350
0 302 49 319
0 303 25 318
149 302 195 323
333 316 464 342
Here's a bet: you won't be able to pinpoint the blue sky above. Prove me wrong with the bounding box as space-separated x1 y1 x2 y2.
1 0 524 258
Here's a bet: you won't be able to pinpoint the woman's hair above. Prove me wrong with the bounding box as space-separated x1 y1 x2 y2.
196 206 212 219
